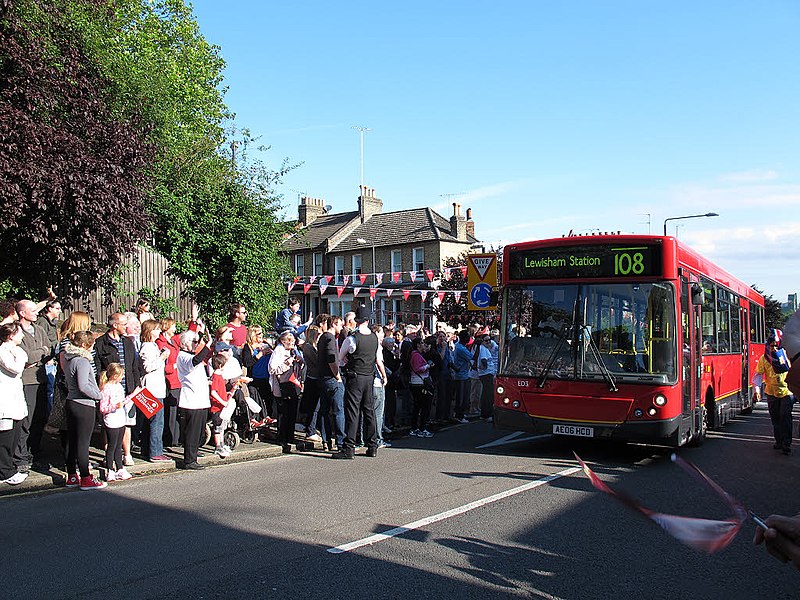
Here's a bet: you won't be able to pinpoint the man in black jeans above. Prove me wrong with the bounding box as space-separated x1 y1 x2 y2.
331 305 387 459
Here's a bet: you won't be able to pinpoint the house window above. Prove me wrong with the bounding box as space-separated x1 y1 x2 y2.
313 252 323 276
391 249 402 274
352 254 362 276
334 256 345 285
392 299 402 323
412 247 424 280
294 254 304 278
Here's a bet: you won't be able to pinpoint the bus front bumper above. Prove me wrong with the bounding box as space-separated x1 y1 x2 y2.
493 407 682 443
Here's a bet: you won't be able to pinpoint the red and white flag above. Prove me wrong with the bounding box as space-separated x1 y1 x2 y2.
437 291 446 302
425 269 435 281
369 288 378 300
575 453 747 553
454 291 462 303
303 283 312 295
402 290 411 301
386 289 394 298
336 285 345 298
420 291 428 302
409 271 417 282
392 272 401 283
319 276 330 295
353 287 361 296
359 274 368 285
375 273 384 285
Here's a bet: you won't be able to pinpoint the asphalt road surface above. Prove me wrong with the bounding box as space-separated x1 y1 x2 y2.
3 403 798 599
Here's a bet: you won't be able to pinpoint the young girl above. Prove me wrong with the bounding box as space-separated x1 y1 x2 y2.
99 363 133 481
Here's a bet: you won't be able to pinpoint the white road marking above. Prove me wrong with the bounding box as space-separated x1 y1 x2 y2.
327 466 581 554
476 431 551 449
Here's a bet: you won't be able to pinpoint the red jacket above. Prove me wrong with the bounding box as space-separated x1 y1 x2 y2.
156 333 181 389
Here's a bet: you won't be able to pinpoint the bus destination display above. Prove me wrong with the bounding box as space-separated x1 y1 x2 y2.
508 244 662 280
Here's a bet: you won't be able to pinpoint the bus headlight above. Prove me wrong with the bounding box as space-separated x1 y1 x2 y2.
496 386 504 395
647 407 657 416
634 409 643 418
654 394 667 407
502 397 510 405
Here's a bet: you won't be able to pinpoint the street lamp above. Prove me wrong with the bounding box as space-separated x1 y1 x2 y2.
663 212 719 236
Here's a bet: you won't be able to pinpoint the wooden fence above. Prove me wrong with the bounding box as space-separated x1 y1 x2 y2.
68 246 192 325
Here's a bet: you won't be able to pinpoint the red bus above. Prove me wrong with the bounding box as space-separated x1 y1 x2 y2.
494 234 765 447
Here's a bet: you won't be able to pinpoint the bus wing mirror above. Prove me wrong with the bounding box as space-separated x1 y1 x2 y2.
691 284 705 306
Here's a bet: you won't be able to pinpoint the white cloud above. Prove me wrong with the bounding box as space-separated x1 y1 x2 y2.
718 169 779 183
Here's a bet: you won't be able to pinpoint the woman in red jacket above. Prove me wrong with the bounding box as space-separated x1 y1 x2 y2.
156 318 181 449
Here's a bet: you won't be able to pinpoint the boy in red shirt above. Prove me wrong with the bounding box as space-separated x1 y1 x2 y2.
210 353 233 458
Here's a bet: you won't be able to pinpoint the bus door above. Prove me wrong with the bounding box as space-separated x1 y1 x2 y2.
680 276 703 440
740 303 751 411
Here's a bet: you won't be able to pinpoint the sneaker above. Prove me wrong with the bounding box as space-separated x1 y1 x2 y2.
264 417 277 425
215 445 231 459
79 475 107 490
116 468 133 481
306 433 322 443
382 426 393 434
105 470 117 482
420 430 434 438
149 455 171 462
457 417 469 424
123 454 135 467
409 429 420 437
378 441 392 448
4 471 28 485
65 473 80 488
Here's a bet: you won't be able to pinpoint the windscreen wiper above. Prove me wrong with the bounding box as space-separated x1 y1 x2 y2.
537 326 570 388
580 324 618 392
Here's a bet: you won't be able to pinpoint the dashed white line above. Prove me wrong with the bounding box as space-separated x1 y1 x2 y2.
327 466 581 554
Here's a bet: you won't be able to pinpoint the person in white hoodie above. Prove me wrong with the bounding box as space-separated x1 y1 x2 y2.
0 323 29 485
139 320 169 462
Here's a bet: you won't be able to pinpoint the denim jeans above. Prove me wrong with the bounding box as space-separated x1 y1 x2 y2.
148 404 165 458
766 394 795 450
321 377 345 447
373 384 386 444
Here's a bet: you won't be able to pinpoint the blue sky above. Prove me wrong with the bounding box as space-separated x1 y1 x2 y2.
190 1 799 302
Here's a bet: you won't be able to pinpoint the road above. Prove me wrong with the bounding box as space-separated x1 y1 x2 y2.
2 404 798 600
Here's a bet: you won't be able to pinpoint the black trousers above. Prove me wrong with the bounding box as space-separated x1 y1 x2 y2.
14 383 47 468
343 373 377 453
0 419 22 480
479 374 495 418
277 383 300 445
182 408 208 466
162 388 182 447
66 401 96 478
411 384 433 430
105 426 125 472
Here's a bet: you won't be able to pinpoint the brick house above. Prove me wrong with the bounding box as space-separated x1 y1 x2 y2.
281 186 480 328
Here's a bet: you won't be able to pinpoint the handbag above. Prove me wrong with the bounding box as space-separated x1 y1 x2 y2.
786 361 800 397
422 376 435 394
45 379 68 432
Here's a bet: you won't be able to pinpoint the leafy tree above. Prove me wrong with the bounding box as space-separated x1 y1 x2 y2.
752 285 786 331
0 0 152 298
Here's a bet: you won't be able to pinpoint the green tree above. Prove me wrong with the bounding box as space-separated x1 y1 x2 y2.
752 285 786 331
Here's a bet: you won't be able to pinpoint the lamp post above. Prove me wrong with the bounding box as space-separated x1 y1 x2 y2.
351 126 371 189
663 212 719 236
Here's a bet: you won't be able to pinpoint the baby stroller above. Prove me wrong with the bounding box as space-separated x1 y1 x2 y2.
201 384 274 450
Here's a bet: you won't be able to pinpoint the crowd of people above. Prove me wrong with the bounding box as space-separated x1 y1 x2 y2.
0 294 500 488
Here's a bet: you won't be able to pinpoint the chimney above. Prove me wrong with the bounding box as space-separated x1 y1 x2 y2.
358 185 383 223
449 202 467 241
465 207 475 238
298 196 326 227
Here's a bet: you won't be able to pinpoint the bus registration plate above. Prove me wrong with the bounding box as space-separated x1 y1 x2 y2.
553 424 594 438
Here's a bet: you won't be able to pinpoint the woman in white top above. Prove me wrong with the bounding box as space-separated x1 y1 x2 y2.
269 331 302 453
0 323 29 485
140 320 170 462
176 329 212 469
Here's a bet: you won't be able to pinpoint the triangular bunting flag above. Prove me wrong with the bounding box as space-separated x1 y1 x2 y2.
343 275 350 286
386 289 394 298
336 285 345 298
303 283 312 294
375 273 383 285
369 288 377 300
437 291 446 302
287 281 296 292
409 271 417 282
454 291 462 302
310 275 318 285
392 272 401 283
443 271 452 281
402 290 411 301
425 269 435 281
420 291 428 302
359 274 368 285
460 266 467 277
353 287 361 296
319 276 330 295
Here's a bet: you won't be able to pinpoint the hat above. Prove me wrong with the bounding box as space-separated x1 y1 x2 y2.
355 304 371 323
767 329 782 345
214 341 234 353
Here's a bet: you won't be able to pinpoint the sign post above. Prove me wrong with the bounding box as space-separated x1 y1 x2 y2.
467 253 498 311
